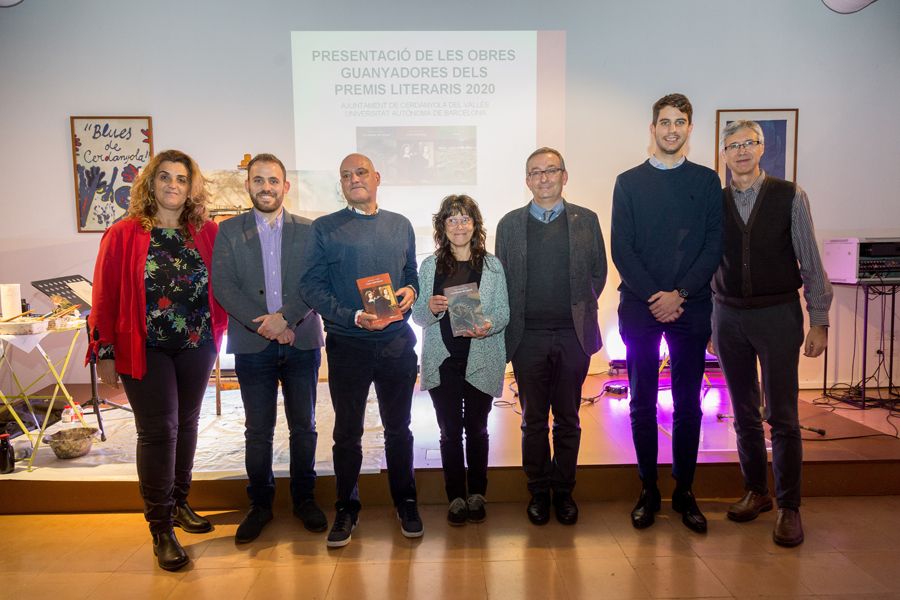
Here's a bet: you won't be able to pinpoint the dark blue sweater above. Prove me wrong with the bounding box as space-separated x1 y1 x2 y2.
611 160 722 304
300 208 419 338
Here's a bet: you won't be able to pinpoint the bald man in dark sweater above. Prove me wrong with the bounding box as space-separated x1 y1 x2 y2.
301 154 421 548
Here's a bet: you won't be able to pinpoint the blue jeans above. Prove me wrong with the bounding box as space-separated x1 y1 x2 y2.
234 342 321 509
619 295 711 489
326 326 418 513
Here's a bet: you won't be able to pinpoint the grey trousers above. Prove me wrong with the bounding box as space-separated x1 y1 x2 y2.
711 300 805 509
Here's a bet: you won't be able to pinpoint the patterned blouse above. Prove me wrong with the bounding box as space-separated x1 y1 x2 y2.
98 227 211 359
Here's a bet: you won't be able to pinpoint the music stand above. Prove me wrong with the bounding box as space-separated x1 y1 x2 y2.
31 275 132 442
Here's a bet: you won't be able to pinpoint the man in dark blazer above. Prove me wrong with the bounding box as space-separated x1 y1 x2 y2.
212 153 325 543
495 147 607 526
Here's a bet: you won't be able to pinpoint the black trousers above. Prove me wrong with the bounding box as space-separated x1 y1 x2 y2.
712 300 804 509
326 326 418 513
120 343 217 534
428 357 493 501
512 327 590 495
618 296 711 488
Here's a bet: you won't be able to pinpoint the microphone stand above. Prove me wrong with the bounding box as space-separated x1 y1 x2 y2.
84 319 131 443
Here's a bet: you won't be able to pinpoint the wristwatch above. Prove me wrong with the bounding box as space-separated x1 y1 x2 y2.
677 288 688 299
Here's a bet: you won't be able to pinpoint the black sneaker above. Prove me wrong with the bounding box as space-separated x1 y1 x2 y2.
326 508 358 548
447 497 468 526
397 499 424 538
293 498 328 533
235 506 273 544
466 494 487 523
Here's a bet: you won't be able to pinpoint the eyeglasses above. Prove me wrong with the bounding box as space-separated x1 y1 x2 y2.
445 216 472 228
724 140 763 153
527 167 564 179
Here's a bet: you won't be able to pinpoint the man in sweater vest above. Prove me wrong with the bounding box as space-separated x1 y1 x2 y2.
496 147 607 526
300 153 422 548
712 120 832 547
612 93 723 534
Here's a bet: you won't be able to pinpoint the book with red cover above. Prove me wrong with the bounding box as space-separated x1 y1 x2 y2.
357 273 403 327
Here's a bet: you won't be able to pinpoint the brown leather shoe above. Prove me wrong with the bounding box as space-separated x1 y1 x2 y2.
727 491 774 523
773 508 804 547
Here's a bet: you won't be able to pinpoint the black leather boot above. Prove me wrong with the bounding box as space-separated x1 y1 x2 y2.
672 489 708 534
173 502 213 534
630 486 661 529
152 530 189 571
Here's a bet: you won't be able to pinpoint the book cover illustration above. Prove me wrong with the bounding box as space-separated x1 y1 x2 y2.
444 282 488 337
357 273 403 327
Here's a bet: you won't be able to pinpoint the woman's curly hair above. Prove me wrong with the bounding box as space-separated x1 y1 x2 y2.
127 149 210 234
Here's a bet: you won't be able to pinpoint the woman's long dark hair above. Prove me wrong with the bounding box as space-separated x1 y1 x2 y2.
432 194 487 275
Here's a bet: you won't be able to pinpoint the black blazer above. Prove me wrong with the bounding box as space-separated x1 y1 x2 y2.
212 210 324 354
495 200 607 361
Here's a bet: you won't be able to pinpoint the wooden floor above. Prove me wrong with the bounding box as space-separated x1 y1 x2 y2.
4 374 900 597
3 496 900 599
3 372 900 513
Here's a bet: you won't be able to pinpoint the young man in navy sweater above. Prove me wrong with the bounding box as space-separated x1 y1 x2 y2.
611 94 723 534
301 153 421 547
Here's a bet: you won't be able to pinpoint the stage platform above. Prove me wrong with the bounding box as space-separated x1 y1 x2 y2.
2 372 899 514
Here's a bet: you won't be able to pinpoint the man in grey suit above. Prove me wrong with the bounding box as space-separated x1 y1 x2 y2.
495 147 607 526
212 153 326 543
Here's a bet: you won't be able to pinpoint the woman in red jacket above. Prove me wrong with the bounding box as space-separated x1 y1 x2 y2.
88 149 227 571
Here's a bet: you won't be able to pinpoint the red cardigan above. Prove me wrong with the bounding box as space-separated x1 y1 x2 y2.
87 218 227 379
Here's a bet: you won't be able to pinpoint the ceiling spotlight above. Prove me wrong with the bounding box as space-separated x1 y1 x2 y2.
822 0 878 14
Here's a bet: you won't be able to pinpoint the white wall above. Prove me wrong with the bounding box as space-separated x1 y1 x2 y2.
1 0 898 389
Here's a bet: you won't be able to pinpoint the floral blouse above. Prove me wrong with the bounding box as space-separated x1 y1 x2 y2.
98 227 211 359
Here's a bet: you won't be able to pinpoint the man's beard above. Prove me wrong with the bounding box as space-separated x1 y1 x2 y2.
251 192 282 213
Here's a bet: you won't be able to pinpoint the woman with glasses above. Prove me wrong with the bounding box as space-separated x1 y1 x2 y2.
412 195 509 525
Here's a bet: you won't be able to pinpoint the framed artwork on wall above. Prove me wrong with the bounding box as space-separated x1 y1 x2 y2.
70 116 153 232
715 109 798 186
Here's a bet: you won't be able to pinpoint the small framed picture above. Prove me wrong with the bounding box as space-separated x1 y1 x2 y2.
70 116 153 232
715 109 798 186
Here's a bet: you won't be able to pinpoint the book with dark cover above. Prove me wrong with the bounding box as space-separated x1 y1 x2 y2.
357 273 403 327
444 282 487 336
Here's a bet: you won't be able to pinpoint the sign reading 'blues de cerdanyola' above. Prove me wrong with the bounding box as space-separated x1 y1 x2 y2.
70 116 153 232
